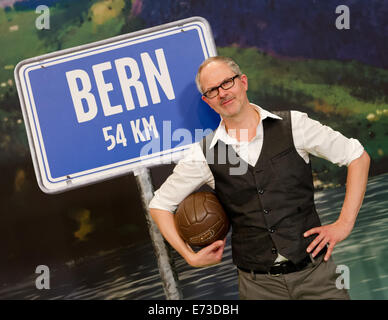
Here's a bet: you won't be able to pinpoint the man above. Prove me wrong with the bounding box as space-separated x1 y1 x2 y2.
149 56 370 299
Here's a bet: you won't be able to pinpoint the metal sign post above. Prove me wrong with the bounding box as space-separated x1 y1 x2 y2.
134 167 182 299
14 17 218 299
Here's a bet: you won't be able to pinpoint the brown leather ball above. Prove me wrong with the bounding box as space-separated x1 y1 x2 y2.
174 192 230 247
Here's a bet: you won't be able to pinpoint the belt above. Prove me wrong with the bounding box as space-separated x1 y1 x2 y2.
238 247 327 276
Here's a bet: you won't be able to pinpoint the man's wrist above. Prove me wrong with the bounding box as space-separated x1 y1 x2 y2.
185 252 198 267
336 215 355 233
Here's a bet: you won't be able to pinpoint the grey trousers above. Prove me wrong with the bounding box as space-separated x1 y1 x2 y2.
238 255 350 300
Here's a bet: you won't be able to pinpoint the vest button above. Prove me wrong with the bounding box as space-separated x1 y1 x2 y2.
271 247 277 254
263 209 270 214
268 227 276 233
258 189 264 195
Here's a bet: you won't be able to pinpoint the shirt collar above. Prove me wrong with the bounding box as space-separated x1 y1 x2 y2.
209 104 283 149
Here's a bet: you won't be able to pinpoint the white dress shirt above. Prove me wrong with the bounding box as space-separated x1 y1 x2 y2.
149 104 364 262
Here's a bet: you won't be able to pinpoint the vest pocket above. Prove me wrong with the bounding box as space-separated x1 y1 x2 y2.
270 147 308 187
231 230 269 264
270 147 294 162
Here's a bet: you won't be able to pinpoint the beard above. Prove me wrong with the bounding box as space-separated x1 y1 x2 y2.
217 95 242 118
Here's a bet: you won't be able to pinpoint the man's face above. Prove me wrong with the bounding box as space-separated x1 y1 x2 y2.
200 61 248 119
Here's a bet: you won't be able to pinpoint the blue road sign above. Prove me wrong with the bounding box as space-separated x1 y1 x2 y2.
15 17 219 194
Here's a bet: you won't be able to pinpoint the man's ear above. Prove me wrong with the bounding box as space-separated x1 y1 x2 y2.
201 95 209 104
240 74 248 91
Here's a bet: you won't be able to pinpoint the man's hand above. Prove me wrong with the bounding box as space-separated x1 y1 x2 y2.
150 208 227 268
186 238 227 268
304 220 353 262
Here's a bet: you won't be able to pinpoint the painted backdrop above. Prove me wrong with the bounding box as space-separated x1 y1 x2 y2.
0 0 387 299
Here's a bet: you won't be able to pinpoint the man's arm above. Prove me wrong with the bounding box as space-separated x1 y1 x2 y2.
150 208 226 267
304 150 370 261
148 143 226 267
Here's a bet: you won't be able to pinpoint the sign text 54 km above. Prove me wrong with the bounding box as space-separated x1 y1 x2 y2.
15 17 219 194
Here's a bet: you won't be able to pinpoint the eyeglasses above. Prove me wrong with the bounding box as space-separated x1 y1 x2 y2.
202 74 240 99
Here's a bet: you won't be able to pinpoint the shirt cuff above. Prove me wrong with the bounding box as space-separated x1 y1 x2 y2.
148 189 177 213
346 143 365 166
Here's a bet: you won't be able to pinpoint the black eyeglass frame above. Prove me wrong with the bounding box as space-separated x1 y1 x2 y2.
202 74 241 99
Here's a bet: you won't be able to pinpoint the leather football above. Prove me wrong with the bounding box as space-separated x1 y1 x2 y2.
174 192 230 247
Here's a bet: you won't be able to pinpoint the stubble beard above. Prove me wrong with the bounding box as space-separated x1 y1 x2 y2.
218 95 238 117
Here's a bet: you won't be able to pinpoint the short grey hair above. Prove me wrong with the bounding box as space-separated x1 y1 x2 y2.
195 56 242 94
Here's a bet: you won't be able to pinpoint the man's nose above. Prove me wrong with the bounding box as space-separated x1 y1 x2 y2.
218 86 229 98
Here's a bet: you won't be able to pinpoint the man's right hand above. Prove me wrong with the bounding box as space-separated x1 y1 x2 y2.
150 208 226 268
186 238 227 268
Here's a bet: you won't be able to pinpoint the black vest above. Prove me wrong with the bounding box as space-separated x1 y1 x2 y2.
200 111 321 272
